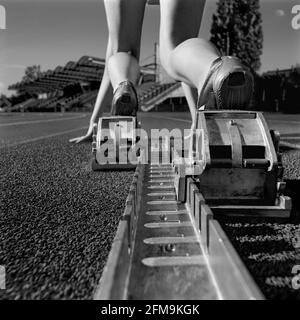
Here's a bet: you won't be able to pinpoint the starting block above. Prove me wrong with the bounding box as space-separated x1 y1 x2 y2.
173 110 292 217
92 116 140 171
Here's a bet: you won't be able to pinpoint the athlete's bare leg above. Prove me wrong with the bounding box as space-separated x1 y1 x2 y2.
70 0 147 142
159 0 253 111
181 82 198 131
69 37 114 143
159 0 220 95
105 0 147 89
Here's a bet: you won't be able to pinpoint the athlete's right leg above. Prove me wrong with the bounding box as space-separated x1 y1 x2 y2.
159 0 218 92
159 0 253 110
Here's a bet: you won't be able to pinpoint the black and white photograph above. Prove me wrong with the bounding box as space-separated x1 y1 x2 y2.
0 0 300 308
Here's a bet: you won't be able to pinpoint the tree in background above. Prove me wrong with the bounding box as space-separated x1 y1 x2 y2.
22 65 42 82
210 0 263 72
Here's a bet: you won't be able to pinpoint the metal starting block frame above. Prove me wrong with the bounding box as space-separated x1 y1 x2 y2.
92 116 140 171
173 110 292 218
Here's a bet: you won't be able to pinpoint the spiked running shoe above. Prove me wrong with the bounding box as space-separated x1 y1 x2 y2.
111 80 138 116
197 56 254 110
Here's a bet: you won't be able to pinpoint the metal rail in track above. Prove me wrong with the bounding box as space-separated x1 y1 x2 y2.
94 164 264 300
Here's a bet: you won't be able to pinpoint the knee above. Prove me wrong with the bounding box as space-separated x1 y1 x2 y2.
109 51 139 64
104 0 122 6
159 41 187 79
109 34 140 58
111 44 140 59
158 37 195 71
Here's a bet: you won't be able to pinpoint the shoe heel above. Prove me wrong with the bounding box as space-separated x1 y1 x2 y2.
228 71 246 87
120 94 131 103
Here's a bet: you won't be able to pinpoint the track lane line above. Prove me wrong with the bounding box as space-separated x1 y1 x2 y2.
264 118 300 124
1 126 88 148
0 114 87 127
280 141 300 150
144 114 191 124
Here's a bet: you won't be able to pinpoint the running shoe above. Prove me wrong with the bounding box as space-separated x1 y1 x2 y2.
197 56 254 110
111 80 138 116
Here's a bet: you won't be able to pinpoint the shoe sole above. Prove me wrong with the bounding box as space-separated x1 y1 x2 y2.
113 94 137 116
215 70 253 110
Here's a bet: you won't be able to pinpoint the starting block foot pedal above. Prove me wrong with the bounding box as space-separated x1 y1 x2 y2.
172 109 292 218
92 116 140 171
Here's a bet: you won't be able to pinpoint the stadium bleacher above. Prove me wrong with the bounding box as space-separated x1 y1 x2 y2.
138 82 181 111
4 55 300 114
5 55 182 113
10 98 38 112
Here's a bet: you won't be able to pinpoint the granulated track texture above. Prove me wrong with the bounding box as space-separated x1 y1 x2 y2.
219 149 300 300
0 138 134 299
1 113 299 300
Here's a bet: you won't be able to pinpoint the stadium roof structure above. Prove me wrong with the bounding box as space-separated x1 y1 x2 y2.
262 66 300 78
9 55 157 95
8 56 106 94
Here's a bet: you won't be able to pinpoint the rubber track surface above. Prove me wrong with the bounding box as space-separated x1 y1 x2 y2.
219 149 300 300
1 113 300 300
0 137 133 299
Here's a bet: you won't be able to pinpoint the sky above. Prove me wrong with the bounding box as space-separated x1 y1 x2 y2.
0 0 299 96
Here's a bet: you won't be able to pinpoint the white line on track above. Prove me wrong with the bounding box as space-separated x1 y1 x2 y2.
1 126 88 148
280 141 300 150
0 114 87 127
145 115 191 124
265 119 300 124
280 136 300 140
